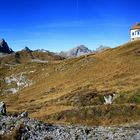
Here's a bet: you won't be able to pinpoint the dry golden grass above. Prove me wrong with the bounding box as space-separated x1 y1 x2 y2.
1 40 140 126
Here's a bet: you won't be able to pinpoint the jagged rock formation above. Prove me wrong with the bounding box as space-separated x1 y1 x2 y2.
59 45 93 58
0 102 140 140
0 39 14 54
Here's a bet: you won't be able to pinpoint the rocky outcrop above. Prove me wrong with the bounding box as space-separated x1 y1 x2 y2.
104 95 113 104
0 39 14 54
0 102 6 115
104 94 117 105
4 73 32 94
0 102 140 140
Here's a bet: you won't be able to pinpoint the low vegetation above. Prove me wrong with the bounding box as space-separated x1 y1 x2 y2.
1 40 140 126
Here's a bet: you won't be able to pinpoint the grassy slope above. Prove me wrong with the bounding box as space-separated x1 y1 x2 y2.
0 50 64 64
1 40 140 126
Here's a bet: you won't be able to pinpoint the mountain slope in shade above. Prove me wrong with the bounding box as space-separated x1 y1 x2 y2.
0 49 65 64
0 39 14 54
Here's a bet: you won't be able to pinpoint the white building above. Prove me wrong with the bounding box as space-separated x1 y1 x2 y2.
130 23 140 41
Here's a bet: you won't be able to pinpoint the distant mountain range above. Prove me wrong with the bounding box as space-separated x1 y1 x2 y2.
59 45 110 58
0 38 110 58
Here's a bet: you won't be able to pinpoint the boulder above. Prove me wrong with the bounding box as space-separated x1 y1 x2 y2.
104 95 113 104
104 94 117 105
19 111 28 118
0 102 6 115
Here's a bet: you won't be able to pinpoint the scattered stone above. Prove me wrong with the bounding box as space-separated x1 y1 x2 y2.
0 102 140 140
4 73 32 94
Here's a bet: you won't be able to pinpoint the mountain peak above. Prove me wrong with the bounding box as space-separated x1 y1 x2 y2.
59 45 93 58
23 46 32 52
0 38 6 43
0 38 14 54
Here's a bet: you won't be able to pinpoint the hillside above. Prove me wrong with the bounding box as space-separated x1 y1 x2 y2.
0 50 64 64
0 40 140 126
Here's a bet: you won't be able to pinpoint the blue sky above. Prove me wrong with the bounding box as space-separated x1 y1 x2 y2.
0 0 139 52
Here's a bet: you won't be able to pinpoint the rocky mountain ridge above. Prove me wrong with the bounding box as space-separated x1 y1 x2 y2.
59 45 93 58
59 45 110 58
0 38 110 59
